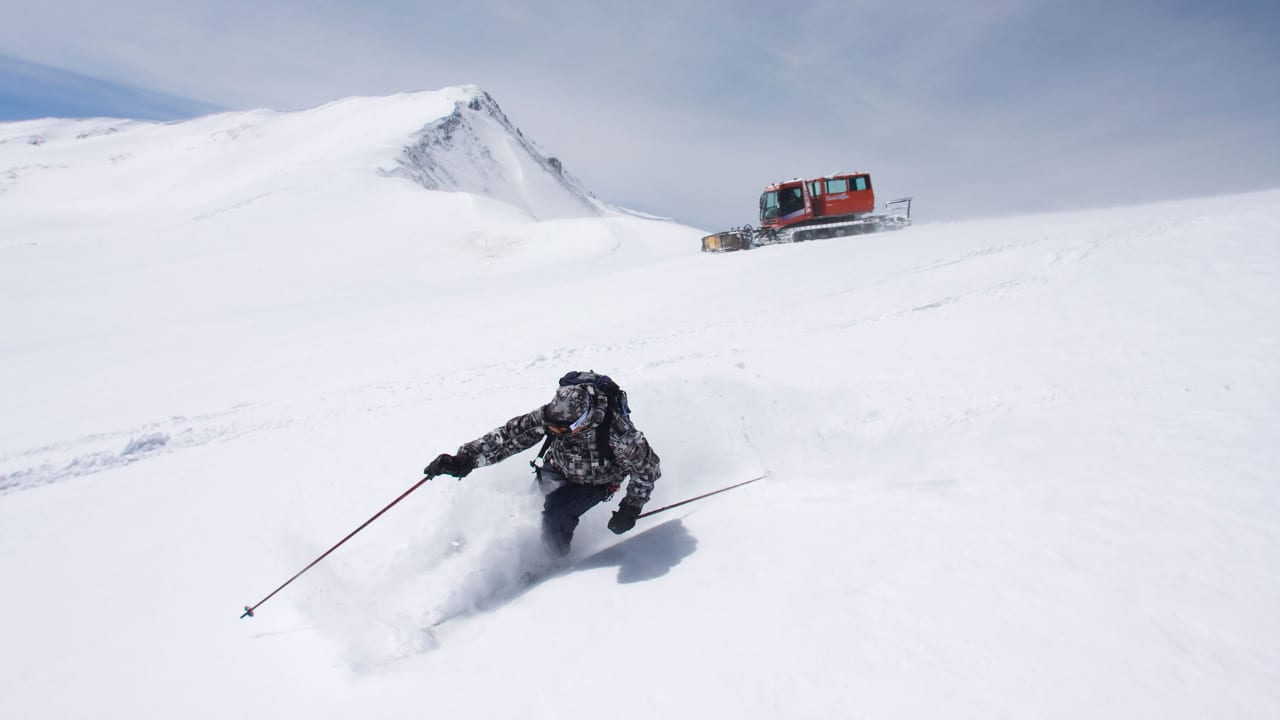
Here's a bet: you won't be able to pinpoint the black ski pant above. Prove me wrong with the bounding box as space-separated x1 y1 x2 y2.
542 479 613 556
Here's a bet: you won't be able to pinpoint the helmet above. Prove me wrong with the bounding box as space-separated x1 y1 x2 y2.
544 385 591 427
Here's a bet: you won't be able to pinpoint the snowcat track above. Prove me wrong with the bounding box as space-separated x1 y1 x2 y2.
700 214 910 252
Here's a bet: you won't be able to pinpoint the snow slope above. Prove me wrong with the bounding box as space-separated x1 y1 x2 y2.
1 88 1278 719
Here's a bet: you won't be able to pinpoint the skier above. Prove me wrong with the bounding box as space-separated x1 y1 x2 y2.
423 373 661 556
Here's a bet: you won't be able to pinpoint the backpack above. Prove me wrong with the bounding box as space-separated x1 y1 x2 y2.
536 370 631 464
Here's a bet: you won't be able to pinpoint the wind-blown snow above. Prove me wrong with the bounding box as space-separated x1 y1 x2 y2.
1 87 1277 719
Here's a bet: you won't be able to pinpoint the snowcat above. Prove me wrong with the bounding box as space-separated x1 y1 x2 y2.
701 171 912 252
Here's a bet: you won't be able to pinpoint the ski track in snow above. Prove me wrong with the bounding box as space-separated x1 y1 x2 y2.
0 229 1108 495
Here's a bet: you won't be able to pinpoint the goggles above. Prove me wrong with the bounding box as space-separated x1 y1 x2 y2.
546 403 593 435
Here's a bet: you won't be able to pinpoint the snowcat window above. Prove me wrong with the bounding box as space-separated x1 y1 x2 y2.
826 178 849 194
810 181 822 196
779 188 804 215
761 191 780 220
853 176 869 191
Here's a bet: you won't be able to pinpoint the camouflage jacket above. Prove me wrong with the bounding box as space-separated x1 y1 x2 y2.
457 405 661 507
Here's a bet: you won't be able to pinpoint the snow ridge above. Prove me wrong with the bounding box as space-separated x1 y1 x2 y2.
385 87 603 220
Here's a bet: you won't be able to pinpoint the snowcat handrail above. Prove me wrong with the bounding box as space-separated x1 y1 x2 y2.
884 196 913 219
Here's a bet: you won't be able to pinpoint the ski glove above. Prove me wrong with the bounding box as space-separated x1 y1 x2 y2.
608 503 641 534
424 452 476 479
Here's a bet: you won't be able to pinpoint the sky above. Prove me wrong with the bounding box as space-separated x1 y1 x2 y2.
0 55 221 121
1 0 1278 229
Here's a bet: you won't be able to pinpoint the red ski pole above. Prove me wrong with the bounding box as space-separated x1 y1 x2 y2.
241 475 435 619
637 475 765 520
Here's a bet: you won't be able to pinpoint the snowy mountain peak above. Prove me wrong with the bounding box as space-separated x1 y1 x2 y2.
0 85 605 224
383 86 604 220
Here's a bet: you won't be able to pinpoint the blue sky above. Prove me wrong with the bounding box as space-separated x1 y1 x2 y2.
0 55 221 121
2 0 1277 229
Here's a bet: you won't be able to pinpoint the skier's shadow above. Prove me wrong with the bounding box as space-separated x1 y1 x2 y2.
426 518 698 634
570 516 698 583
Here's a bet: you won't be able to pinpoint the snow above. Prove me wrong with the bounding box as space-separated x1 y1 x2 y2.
2 86 1278 719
